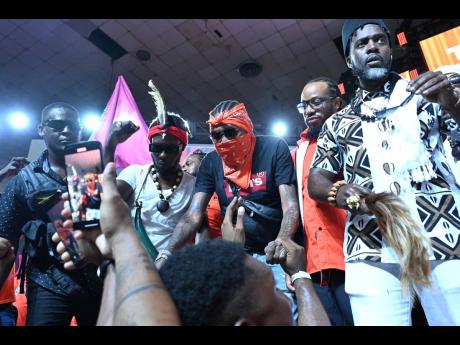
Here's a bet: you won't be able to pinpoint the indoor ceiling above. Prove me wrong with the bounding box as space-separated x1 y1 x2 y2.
0 18 427 165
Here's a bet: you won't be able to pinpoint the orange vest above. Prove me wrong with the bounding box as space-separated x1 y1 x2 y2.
13 275 27 326
294 131 346 274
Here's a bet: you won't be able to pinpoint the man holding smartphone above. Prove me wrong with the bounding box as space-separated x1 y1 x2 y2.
0 102 102 325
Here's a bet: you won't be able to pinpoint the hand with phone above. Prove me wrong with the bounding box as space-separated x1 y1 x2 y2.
52 195 110 270
53 162 133 270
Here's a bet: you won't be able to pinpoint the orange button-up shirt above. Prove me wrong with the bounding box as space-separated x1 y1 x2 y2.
294 129 346 274
0 267 15 304
207 193 223 238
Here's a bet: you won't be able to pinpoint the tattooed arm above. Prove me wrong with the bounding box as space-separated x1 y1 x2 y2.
265 184 300 264
99 162 180 326
157 192 211 264
277 184 300 239
109 228 180 325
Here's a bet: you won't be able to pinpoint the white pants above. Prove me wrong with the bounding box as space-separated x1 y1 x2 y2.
345 260 460 325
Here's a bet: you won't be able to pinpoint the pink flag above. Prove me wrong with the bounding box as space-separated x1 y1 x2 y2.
90 75 152 169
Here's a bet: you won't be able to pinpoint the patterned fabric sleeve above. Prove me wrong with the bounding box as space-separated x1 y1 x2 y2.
311 116 343 175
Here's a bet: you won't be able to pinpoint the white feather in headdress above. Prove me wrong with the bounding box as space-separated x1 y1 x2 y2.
148 79 166 126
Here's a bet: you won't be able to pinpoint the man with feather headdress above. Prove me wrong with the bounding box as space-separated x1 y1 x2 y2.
106 80 196 256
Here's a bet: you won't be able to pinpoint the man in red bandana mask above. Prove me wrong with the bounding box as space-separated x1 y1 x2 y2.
160 100 302 318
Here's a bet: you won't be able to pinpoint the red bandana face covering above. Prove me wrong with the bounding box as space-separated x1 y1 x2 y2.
208 103 256 189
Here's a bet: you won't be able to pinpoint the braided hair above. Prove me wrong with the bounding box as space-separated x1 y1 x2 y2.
210 100 240 118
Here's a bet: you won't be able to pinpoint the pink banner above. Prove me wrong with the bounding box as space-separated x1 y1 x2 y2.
90 75 152 169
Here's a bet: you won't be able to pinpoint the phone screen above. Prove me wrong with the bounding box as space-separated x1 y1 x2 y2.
64 142 103 231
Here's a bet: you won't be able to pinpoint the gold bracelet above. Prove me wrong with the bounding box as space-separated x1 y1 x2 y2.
327 180 346 206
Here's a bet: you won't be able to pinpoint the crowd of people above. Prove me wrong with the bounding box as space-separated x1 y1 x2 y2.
1 19 460 326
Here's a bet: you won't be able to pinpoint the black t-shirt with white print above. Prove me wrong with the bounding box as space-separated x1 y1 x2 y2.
195 135 296 253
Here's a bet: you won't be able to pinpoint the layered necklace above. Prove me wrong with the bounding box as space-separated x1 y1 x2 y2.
151 167 183 212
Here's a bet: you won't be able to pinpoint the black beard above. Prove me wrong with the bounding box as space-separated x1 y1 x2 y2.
351 58 391 87
308 127 321 140
156 164 176 177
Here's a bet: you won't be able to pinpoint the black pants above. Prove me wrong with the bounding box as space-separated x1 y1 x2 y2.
311 269 354 326
26 281 101 326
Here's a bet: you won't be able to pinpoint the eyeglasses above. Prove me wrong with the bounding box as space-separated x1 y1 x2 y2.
43 119 81 132
210 128 239 142
296 97 335 114
149 143 180 154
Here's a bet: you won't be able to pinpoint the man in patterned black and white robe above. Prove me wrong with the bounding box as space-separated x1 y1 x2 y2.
308 19 460 325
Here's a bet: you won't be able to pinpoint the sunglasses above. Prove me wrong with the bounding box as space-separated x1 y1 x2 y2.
149 143 180 154
210 128 239 142
43 119 81 132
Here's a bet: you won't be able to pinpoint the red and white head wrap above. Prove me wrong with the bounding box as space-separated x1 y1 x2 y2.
148 125 188 146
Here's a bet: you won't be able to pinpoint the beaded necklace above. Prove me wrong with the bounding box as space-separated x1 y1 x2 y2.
151 167 183 212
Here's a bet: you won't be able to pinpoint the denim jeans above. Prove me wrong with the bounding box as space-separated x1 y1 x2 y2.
26 281 100 326
311 269 354 326
0 303 17 326
252 253 298 320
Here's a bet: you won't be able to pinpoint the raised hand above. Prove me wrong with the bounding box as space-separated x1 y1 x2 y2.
0 157 29 182
108 121 140 147
221 196 245 245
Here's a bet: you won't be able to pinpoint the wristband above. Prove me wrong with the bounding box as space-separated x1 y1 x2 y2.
97 259 115 280
291 271 311 284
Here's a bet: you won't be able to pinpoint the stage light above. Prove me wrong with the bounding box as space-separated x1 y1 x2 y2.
397 32 408 46
83 113 101 131
9 112 30 130
272 121 287 137
337 83 346 95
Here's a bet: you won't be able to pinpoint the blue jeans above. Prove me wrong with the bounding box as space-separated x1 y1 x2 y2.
252 254 298 320
0 303 17 326
311 269 354 326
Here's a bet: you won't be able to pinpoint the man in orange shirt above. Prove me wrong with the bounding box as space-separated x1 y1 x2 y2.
293 77 353 325
182 149 223 239
0 238 16 326
0 157 28 326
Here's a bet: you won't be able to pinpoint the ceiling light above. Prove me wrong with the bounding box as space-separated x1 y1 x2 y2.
9 112 30 130
272 121 287 137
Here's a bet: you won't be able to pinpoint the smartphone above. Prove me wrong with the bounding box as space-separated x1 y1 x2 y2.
64 141 104 231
